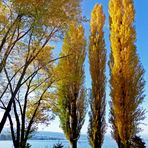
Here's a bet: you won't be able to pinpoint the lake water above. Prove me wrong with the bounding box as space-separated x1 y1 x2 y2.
0 135 147 148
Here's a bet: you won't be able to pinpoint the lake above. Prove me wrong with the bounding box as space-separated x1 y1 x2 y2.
0 134 147 148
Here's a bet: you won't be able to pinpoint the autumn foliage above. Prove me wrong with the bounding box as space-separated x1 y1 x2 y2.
56 23 87 148
109 0 145 147
88 4 106 148
0 1 146 148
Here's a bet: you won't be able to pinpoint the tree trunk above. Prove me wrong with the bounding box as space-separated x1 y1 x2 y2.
19 141 26 148
71 93 78 148
94 142 101 148
94 130 102 148
123 142 130 148
0 65 28 133
116 134 125 148
0 97 14 133
71 140 77 148
119 143 124 148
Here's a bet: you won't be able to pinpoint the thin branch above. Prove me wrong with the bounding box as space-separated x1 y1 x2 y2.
21 55 70 87
0 15 22 53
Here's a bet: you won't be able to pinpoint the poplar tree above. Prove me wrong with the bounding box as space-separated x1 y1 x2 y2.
88 4 106 148
56 23 86 148
109 0 145 147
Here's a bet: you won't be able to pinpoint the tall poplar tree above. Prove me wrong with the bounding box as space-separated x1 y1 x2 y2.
56 23 86 148
88 4 106 148
109 0 145 147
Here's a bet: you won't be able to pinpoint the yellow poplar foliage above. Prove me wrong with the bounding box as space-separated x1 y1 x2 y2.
109 0 145 146
57 24 86 86
56 23 86 146
88 4 106 148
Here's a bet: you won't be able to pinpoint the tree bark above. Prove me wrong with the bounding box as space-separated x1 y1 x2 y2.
93 129 101 148
0 63 28 133
71 139 77 148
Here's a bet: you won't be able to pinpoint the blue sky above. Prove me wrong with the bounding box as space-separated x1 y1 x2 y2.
43 0 148 136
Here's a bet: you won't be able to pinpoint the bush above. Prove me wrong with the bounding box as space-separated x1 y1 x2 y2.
53 142 64 148
130 136 146 148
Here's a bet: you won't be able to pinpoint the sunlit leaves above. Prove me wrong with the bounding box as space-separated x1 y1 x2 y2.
109 0 145 146
88 4 106 148
56 23 86 146
0 1 8 24
12 0 81 29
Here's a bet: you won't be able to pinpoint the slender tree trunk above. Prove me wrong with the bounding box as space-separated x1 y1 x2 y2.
93 111 102 148
94 142 101 148
8 114 18 148
123 142 130 148
94 141 101 148
20 141 26 148
117 134 124 148
70 93 78 148
120 143 124 148
0 65 28 133
0 95 14 133
20 90 28 147
71 139 77 148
